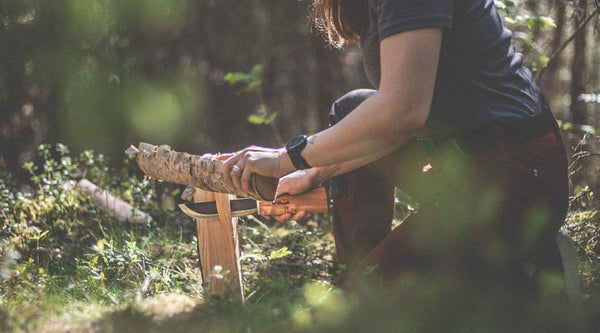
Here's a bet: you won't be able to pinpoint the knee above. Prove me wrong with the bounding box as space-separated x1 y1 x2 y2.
329 89 377 126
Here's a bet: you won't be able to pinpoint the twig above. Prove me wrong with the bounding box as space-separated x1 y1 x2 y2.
570 183 600 205
536 4 600 80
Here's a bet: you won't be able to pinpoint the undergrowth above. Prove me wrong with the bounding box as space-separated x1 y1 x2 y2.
0 143 599 332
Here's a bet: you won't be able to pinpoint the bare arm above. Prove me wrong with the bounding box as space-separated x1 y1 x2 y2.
296 28 442 171
223 28 442 196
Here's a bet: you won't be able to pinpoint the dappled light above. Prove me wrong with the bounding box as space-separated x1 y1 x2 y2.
1 0 600 331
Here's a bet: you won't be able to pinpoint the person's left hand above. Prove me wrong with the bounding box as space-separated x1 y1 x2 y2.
263 169 321 222
222 146 292 196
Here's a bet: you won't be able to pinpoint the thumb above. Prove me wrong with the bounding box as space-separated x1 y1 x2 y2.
274 178 303 198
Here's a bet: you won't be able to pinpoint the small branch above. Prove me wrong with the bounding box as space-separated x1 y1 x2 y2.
64 179 153 224
536 5 600 80
570 183 600 205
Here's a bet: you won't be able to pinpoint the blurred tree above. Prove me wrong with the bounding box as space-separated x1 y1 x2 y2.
570 0 589 124
0 0 597 178
1 0 366 173
538 1 566 115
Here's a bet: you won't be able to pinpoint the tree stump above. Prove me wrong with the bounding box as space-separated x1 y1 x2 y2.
192 189 244 301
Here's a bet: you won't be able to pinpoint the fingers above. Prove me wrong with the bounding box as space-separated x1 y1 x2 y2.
222 145 285 196
275 211 310 222
240 166 253 195
232 164 245 195
222 150 257 196
215 153 234 162
260 211 311 223
273 213 292 222
222 153 241 193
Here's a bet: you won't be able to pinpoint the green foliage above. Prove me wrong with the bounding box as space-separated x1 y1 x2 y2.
224 65 280 128
269 246 293 260
1 143 600 331
505 15 557 31
0 0 208 164
563 210 600 298
497 0 558 73
0 143 338 331
224 64 264 95
248 105 278 125
0 144 202 330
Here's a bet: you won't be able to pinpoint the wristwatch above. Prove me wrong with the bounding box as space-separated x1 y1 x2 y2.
285 135 312 170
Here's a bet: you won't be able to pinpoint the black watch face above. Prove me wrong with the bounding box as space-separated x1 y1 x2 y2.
288 135 306 150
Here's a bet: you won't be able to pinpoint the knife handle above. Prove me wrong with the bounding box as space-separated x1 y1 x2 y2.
257 187 328 216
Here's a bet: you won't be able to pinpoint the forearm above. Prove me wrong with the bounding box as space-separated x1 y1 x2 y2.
282 29 441 175
307 148 392 185
300 91 425 170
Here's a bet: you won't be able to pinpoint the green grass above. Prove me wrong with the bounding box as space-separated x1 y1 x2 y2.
1 144 600 332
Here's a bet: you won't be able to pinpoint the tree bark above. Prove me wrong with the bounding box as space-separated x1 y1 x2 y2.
133 142 278 201
539 1 566 114
571 0 589 125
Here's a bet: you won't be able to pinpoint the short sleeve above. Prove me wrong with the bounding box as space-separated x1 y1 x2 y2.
376 0 454 41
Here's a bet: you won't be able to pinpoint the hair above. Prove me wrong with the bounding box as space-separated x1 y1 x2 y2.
312 0 367 48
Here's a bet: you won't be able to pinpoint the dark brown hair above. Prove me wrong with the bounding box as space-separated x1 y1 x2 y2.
312 0 367 47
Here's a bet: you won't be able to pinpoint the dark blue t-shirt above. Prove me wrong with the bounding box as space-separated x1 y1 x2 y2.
360 0 545 139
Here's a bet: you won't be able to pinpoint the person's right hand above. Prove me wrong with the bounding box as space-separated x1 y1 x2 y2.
265 169 321 222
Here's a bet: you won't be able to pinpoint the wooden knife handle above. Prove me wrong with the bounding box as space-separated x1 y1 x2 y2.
257 187 328 216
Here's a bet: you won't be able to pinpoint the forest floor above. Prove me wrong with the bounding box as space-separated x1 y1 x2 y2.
1 145 600 332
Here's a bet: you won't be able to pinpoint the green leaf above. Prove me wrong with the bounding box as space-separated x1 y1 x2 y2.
224 72 250 85
247 109 277 125
244 80 262 93
269 246 292 260
526 16 556 32
22 162 34 171
532 54 549 72
31 230 49 241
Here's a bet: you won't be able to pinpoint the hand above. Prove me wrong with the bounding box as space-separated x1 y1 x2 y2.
264 170 321 222
275 169 321 196
222 146 295 196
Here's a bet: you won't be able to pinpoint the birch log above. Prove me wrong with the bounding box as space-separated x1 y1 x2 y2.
64 179 153 224
131 142 278 201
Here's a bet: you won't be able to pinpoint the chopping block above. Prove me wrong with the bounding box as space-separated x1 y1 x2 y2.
184 188 245 301
179 186 328 302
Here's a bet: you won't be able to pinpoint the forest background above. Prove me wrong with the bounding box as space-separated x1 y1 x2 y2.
1 0 600 177
1 0 600 332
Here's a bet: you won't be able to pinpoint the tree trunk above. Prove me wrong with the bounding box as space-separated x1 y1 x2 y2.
571 0 589 125
540 1 566 114
132 142 278 201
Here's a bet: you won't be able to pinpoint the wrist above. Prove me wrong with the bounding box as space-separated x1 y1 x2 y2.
306 168 328 188
278 148 297 177
285 134 312 170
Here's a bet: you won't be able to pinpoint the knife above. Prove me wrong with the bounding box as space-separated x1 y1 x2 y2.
178 187 328 218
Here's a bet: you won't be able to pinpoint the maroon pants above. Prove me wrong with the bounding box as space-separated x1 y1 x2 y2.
329 90 569 289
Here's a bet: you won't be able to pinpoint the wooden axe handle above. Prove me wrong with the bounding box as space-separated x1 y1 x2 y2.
257 187 328 216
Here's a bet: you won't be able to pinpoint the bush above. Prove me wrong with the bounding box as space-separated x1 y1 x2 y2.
1 143 600 332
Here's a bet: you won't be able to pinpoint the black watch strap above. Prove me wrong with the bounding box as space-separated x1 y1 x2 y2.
285 135 312 170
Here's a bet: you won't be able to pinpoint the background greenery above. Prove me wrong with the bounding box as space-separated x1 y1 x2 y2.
1 0 600 331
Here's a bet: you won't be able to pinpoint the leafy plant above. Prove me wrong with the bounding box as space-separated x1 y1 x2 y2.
224 64 264 95
2 142 600 332
224 64 283 143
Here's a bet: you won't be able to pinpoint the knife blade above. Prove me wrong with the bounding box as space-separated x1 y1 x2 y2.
178 187 328 219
